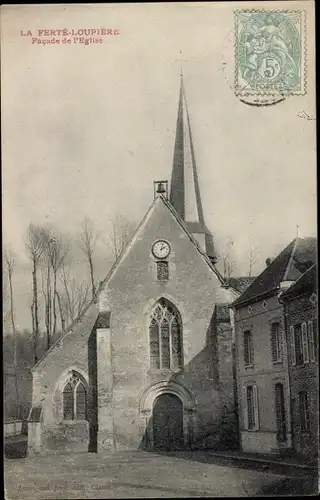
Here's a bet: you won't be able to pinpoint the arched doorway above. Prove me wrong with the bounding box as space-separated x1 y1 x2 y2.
153 393 184 450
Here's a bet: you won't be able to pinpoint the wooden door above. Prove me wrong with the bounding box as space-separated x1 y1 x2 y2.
153 393 184 450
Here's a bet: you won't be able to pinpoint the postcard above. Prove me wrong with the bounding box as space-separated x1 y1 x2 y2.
2 2 317 499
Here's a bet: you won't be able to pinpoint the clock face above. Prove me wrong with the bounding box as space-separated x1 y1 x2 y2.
152 240 170 259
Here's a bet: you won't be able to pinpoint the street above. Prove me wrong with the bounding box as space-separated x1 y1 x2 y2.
5 450 317 499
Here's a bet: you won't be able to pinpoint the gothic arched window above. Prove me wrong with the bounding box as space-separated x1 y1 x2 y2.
149 299 183 370
62 371 87 420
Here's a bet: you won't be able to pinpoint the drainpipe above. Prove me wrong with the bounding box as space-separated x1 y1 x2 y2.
279 292 294 453
229 306 240 450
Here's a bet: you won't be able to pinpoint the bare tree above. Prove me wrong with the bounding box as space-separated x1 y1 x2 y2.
60 263 75 324
41 262 52 344
220 237 235 279
4 246 16 333
3 245 19 418
56 291 66 334
25 224 46 364
3 268 11 331
75 280 90 317
105 213 135 261
78 217 99 299
248 245 258 277
60 263 90 323
44 231 69 345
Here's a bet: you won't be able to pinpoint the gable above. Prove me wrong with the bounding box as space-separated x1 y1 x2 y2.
281 264 317 300
100 195 224 295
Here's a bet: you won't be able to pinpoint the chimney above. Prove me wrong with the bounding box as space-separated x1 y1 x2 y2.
266 257 273 267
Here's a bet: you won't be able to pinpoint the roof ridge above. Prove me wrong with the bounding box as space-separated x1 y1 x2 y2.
161 196 225 284
282 262 316 292
31 300 99 371
282 237 299 281
232 238 298 307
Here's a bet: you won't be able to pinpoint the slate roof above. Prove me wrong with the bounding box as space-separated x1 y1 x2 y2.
225 277 256 295
280 263 317 300
169 75 216 260
233 237 317 307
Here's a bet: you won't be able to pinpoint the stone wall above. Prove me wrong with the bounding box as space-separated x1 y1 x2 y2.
30 302 99 454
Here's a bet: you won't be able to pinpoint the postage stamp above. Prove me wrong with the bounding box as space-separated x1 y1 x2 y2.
234 10 307 97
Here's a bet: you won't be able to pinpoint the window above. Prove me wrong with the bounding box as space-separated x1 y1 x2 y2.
275 383 286 442
243 384 259 431
157 261 169 281
149 299 182 370
299 392 310 432
291 323 310 365
271 322 282 362
62 371 87 420
244 330 254 366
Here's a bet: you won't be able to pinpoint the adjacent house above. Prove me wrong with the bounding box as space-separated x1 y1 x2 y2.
233 237 317 455
280 264 318 459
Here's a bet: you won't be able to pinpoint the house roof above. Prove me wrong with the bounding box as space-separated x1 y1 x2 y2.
225 277 256 295
280 263 317 300
233 237 317 307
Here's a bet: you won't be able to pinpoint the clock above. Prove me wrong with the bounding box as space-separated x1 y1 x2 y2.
152 240 171 259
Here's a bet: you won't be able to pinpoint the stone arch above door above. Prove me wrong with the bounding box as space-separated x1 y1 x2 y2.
139 381 196 450
139 381 195 413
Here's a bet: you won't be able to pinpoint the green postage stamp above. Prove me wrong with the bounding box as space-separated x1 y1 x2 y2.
234 10 306 96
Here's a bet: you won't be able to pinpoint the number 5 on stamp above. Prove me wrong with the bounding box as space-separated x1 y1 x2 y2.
234 10 307 97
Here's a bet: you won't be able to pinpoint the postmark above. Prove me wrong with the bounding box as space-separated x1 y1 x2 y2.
234 10 306 104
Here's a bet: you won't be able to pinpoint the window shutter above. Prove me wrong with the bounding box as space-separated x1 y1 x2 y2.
271 324 276 361
308 320 315 362
243 386 248 430
253 384 259 431
243 333 249 366
290 325 296 365
279 325 284 360
250 334 254 365
244 331 253 366
301 322 309 363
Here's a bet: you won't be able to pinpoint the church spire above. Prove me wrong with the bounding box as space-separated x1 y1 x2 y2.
170 74 216 261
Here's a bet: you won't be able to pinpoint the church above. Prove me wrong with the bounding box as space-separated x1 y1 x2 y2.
27 76 244 455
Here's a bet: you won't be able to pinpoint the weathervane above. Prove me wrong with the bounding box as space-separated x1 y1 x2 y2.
175 50 187 77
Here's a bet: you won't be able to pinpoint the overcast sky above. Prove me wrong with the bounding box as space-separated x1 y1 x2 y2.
2 2 316 330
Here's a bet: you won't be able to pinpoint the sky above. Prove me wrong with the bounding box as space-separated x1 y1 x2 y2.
1 2 317 330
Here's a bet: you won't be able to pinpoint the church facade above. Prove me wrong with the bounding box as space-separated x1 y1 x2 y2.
28 78 241 455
